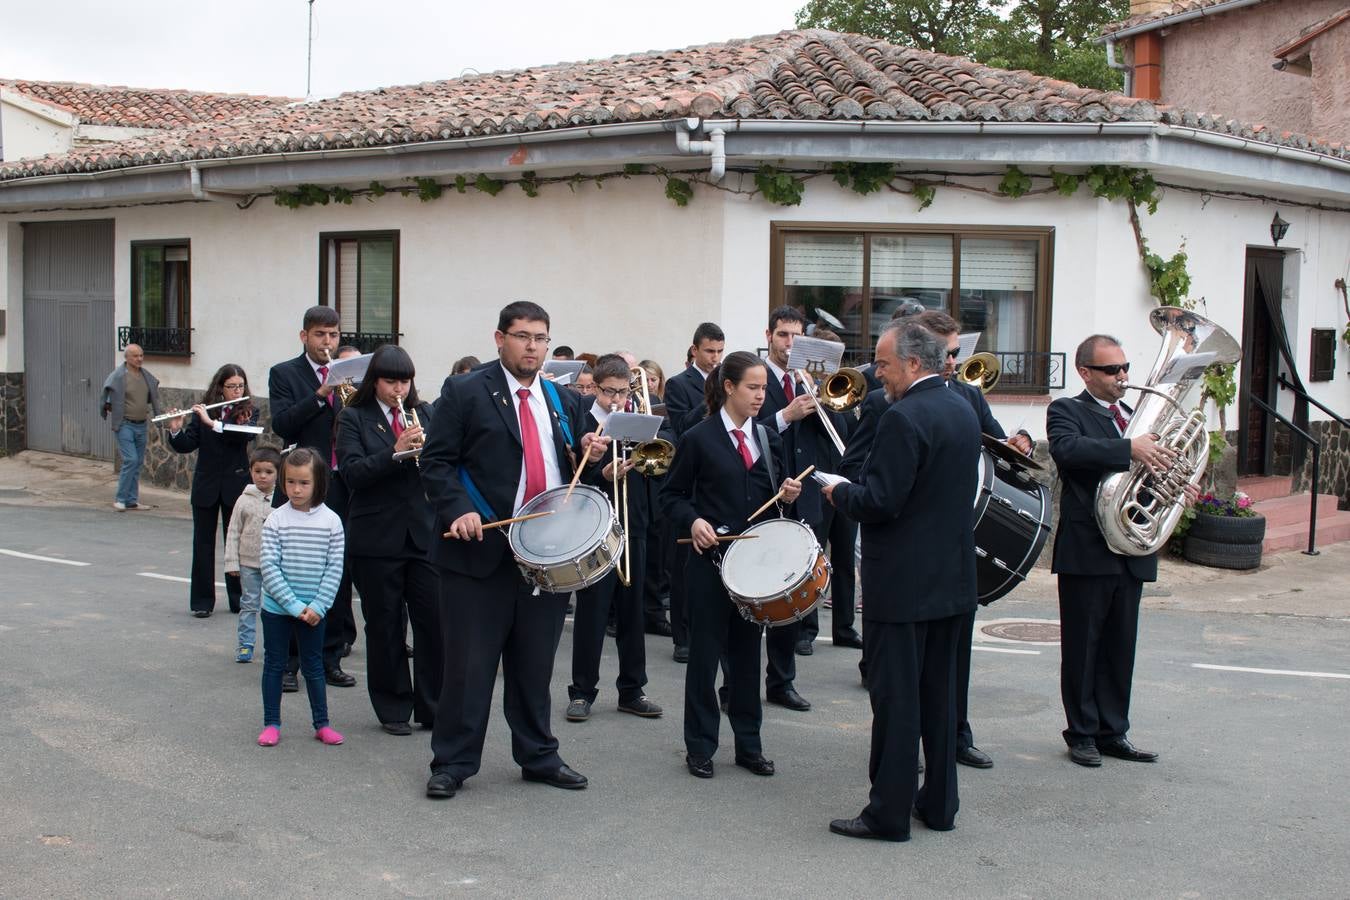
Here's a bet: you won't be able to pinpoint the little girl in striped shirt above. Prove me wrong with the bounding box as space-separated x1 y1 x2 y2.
256 447 346 748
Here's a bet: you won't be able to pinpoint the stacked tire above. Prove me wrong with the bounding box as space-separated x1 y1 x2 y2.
1182 513 1265 570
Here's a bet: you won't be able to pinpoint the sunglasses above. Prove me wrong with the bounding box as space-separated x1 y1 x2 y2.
946 348 960 358
1083 363 1130 376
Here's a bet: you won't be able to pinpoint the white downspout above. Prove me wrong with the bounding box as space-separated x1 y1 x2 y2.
674 118 726 182
1105 39 1134 97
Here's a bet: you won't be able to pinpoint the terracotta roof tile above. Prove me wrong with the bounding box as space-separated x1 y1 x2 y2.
1 78 294 129
1101 0 1270 36
1 29 1344 181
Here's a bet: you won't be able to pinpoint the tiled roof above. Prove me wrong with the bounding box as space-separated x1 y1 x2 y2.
1 30 1344 181
0 78 294 129
1273 6 1350 58
1101 0 1270 36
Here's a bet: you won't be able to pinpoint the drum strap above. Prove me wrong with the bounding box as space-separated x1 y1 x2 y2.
755 423 778 504
457 466 499 522
540 379 575 446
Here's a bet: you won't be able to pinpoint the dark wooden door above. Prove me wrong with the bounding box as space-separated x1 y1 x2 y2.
1237 250 1281 476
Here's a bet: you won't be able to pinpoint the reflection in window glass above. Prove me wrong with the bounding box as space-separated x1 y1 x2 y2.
959 237 1038 382
783 234 866 362
870 235 952 341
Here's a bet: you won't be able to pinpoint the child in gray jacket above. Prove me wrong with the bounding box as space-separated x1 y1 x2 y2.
224 447 282 662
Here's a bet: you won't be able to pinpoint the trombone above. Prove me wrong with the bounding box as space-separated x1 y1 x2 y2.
611 369 676 587
791 366 867 457
957 352 1001 394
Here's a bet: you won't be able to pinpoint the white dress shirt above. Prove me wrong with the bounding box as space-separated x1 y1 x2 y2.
1090 392 1130 436
720 407 762 465
503 364 564 513
763 357 795 434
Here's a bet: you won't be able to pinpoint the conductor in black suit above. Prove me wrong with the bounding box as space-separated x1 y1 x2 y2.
421 301 607 800
824 321 979 842
335 345 441 736
660 322 725 662
1047 334 1188 767
266 306 356 689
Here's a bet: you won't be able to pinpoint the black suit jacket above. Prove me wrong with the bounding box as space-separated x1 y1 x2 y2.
759 368 849 526
833 376 979 624
336 400 436 557
1046 391 1157 581
167 409 258 507
268 353 337 457
577 407 666 537
662 366 708 438
419 363 586 577
662 413 789 539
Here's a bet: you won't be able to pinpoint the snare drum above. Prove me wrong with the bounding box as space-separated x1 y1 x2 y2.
719 519 831 627
972 437 1051 605
508 485 625 593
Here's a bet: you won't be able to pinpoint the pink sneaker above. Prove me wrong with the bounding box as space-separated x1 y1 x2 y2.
314 726 344 746
257 726 280 747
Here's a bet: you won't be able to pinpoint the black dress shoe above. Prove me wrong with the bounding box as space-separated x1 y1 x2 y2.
833 630 864 649
1070 741 1103 767
1098 737 1159 762
325 666 356 688
794 639 814 656
191 610 211 619
672 645 689 663
686 755 714 779
828 816 906 842
646 619 673 637
522 764 588 790
617 696 663 718
381 721 413 736
957 746 994 769
766 688 811 712
281 671 300 693
734 753 775 776
426 771 461 799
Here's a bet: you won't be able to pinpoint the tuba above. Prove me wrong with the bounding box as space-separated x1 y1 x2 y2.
1094 307 1242 556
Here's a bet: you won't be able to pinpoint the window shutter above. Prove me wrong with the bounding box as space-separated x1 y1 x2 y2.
358 239 395 333
870 235 953 290
959 238 1037 291
783 234 863 287
337 241 359 333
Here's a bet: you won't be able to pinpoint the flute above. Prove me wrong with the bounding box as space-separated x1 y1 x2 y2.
152 397 251 423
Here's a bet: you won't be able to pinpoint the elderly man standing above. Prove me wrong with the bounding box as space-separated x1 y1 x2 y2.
101 344 162 511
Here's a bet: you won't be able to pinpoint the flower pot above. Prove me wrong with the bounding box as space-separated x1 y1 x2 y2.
1183 512 1265 570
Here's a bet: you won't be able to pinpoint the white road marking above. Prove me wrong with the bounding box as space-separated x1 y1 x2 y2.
138 572 226 589
973 645 1041 656
1191 663 1350 681
0 548 91 567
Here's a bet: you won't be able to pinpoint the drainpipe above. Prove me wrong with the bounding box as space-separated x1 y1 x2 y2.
674 118 726 182
1105 39 1134 97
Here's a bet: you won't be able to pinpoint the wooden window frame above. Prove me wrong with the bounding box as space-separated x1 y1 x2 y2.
129 239 192 357
770 222 1056 393
317 230 401 339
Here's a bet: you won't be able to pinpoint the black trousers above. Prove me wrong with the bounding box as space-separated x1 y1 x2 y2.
287 472 353 673
801 505 858 642
669 540 691 648
350 548 442 726
861 615 963 839
429 555 569 781
189 499 242 614
1058 572 1143 745
643 515 671 627
685 552 763 760
956 608 977 750
571 533 648 704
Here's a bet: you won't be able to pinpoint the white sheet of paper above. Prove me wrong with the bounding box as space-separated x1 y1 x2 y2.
543 360 586 381
787 335 847 373
811 471 850 488
956 333 982 361
551 372 576 386
222 424 265 435
1159 351 1218 384
325 353 371 386
605 412 663 443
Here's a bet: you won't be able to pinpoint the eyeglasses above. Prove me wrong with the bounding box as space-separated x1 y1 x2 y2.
223 382 247 391
946 348 960 359
504 331 552 346
598 387 631 400
1083 363 1131 376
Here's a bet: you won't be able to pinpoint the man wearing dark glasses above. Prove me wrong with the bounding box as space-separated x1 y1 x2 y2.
1046 334 1170 769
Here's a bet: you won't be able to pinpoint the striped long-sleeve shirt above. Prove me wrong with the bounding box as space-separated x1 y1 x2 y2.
260 502 345 618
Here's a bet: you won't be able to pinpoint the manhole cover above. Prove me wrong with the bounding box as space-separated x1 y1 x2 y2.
982 620 1061 643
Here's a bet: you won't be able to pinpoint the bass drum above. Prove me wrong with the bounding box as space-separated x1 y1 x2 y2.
973 436 1052 604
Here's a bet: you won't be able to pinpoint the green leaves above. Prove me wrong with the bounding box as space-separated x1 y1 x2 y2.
830 162 896 195
414 177 442 202
472 174 503 196
1144 247 1192 308
912 183 936 210
997 165 1033 198
664 177 694 207
754 165 805 206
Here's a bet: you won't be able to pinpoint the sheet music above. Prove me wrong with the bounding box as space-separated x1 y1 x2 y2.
543 360 586 381
222 424 265 435
324 353 371 386
787 335 846 374
811 471 850 488
1159 351 1218 384
956 333 982 361
605 412 663 443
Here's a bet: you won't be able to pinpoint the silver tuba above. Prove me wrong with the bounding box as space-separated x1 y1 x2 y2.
1094 307 1242 556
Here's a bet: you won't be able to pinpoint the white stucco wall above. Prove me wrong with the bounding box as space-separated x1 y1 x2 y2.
0 98 74 163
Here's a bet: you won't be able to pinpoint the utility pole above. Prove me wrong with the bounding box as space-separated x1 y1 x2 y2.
306 0 316 100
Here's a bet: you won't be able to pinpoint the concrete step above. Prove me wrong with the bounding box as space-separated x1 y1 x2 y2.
1237 475 1294 502
1264 513 1350 554
1252 493 1343 528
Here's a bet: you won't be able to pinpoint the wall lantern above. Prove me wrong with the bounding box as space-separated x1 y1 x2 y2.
1270 212 1290 246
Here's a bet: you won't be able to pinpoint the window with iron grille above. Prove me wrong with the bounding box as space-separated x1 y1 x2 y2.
130 240 192 354
319 231 399 346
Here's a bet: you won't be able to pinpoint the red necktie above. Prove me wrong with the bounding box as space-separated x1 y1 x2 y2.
317 366 333 407
1108 403 1128 433
317 365 337 469
517 388 547 503
731 428 754 471
390 407 403 437
782 374 795 400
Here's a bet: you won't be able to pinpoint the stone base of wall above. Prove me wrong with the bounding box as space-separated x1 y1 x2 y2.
1291 419 1350 510
0 372 23 456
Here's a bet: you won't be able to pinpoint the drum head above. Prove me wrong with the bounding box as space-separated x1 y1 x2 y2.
510 485 612 565
721 519 817 599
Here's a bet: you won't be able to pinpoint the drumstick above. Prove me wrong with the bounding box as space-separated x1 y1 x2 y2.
676 534 761 545
747 465 815 522
442 509 554 538
563 422 606 503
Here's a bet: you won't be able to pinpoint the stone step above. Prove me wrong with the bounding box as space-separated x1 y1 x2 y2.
1236 475 1294 502
1252 493 1343 527
1264 514 1350 554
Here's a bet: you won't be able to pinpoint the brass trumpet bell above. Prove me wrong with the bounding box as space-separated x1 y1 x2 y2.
957 352 1000 394
818 367 867 412
631 438 675 477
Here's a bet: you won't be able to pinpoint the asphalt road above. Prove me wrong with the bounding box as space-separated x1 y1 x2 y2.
2 503 1348 899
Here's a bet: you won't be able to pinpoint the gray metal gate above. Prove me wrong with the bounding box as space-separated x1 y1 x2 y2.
22 220 115 459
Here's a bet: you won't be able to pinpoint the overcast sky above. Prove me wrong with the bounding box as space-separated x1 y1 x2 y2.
3 0 805 99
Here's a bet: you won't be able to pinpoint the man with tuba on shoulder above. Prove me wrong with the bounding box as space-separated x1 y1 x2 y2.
1047 333 1201 769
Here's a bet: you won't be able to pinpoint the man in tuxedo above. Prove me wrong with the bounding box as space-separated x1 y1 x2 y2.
420 300 606 799
823 321 979 842
1047 334 1182 767
661 322 724 662
267 306 357 690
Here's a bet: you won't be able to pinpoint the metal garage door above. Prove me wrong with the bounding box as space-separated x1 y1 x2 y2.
22 220 116 459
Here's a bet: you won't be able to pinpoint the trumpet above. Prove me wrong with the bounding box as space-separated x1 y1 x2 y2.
957 352 1000 394
392 395 426 464
152 397 251 423
792 366 867 457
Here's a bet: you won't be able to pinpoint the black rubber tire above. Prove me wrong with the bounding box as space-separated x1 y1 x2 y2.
1183 535 1263 570
1187 512 1266 545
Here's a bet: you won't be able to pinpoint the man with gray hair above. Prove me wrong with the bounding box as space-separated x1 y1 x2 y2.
101 344 162 511
821 321 980 841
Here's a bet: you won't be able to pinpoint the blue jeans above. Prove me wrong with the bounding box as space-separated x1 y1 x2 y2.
260 610 329 729
114 420 148 505
237 567 262 649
